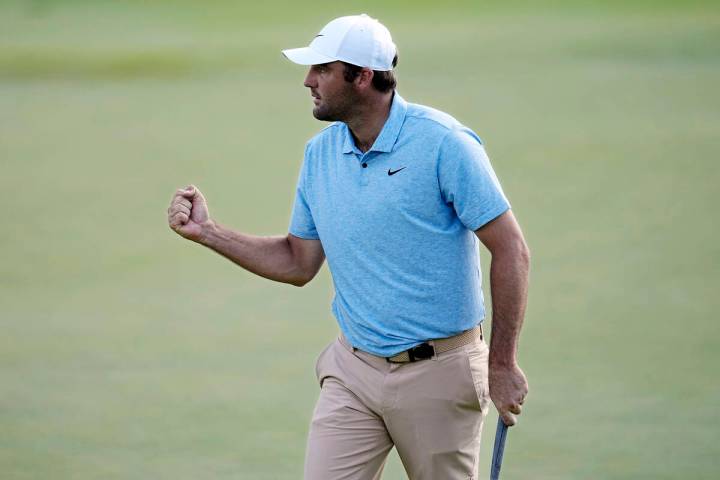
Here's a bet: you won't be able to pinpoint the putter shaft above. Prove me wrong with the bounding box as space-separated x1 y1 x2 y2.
490 417 509 480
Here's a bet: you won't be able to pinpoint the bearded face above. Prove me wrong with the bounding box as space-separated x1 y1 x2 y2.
305 62 361 123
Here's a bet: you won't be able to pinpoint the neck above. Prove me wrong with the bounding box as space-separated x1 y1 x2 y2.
346 91 394 152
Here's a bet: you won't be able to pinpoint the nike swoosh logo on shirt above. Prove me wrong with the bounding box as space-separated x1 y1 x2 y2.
388 167 406 176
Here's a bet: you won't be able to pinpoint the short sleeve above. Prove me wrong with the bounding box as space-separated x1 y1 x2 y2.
289 143 320 239
437 127 510 231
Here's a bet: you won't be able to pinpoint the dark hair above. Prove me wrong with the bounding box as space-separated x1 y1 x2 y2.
342 53 398 93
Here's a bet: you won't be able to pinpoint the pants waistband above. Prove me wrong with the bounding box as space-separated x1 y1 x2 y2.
339 325 483 364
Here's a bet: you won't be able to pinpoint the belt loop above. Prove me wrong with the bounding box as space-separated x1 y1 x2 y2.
339 332 359 353
428 339 437 359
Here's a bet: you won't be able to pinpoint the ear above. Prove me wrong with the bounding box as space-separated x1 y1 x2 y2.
355 68 375 90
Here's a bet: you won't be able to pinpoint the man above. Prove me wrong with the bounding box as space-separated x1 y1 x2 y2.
167 14 529 480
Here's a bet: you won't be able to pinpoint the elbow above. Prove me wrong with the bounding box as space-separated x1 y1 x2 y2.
496 237 530 267
519 240 531 265
517 240 531 272
288 271 314 287
290 278 309 287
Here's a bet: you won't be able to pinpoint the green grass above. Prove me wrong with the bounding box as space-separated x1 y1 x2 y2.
2 1 719 478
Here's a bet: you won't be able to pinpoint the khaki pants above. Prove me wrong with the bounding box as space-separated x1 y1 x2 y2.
304 332 490 480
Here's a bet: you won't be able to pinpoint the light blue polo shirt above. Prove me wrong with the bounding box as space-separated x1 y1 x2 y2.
289 92 510 357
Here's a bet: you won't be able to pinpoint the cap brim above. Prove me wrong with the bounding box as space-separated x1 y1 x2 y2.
282 47 336 66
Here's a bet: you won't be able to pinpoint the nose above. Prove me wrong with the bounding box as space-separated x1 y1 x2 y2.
303 68 316 88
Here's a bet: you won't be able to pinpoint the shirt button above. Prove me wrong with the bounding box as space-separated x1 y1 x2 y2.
362 163 368 168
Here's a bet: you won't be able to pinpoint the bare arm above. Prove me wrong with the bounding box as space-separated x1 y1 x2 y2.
202 226 325 286
475 209 530 425
168 185 325 287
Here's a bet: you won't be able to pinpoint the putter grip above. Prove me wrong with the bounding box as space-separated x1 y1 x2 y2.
490 417 509 480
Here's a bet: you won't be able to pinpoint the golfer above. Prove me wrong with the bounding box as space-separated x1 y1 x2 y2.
168 14 530 480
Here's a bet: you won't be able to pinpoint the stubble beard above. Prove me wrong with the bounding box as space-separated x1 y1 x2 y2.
312 85 358 123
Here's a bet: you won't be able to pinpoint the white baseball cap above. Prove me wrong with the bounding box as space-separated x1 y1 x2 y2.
282 14 396 71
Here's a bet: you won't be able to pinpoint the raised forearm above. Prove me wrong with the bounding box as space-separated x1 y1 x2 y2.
488 242 530 367
199 221 309 286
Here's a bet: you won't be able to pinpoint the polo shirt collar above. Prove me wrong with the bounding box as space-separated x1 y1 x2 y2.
342 91 408 154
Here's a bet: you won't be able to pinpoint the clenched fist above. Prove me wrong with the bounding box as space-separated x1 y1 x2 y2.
167 185 211 242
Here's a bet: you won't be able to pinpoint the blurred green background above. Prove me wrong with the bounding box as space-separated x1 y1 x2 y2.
2 0 718 478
